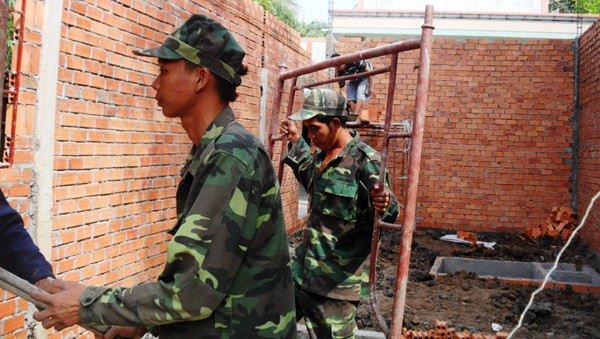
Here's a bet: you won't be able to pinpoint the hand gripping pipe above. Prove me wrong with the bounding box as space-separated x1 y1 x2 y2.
0 266 117 337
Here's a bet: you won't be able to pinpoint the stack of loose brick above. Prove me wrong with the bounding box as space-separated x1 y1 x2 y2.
402 320 508 338
525 206 577 241
457 231 478 244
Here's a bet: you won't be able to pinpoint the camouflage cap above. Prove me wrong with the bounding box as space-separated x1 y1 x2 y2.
288 88 348 121
133 14 246 86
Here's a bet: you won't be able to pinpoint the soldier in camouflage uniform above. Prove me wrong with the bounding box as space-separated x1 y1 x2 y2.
32 14 297 339
280 89 399 339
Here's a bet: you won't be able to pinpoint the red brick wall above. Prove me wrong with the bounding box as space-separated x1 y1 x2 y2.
1 1 598 337
337 36 576 234
0 0 313 337
576 21 600 253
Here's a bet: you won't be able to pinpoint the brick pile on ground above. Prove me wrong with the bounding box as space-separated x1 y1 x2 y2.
525 205 577 241
403 320 508 339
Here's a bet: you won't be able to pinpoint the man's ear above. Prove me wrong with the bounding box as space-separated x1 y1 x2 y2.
194 67 210 92
332 117 342 129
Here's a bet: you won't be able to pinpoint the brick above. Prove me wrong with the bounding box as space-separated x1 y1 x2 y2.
3 313 25 333
0 299 17 318
2 0 600 333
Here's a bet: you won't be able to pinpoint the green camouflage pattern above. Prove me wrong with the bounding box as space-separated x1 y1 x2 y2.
288 89 348 121
133 14 246 86
80 107 297 338
295 285 358 338
284 130 399 302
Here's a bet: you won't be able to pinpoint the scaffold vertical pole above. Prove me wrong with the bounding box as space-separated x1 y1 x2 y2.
389 5 434 339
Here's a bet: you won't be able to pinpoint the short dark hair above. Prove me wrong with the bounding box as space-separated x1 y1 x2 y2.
184 60 248 102
316 114 347 128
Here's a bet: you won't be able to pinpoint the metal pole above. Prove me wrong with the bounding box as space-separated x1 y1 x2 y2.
389 5 434 339
266 40 421 164
280 40 420 81
7 0 24 165
0 0 7 92
369 50 400 336
277 77 298 182
0 266 111 337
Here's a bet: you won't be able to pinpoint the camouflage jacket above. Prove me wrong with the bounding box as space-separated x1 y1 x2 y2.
284 130 399 301
80 107 297 338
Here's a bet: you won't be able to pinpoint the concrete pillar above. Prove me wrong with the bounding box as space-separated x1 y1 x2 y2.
30 1 64 337
259 68 268 142
541 0 549 13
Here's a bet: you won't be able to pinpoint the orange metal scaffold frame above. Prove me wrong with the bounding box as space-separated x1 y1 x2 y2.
267 6 434 338
0 0 25 167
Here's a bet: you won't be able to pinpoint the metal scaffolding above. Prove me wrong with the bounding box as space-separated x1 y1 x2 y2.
267 5 435 338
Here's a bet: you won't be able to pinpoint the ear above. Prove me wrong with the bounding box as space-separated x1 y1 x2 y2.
194 67 210 92
331 117 342 129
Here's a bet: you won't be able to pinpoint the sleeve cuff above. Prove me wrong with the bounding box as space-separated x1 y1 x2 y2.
79 286 110 323
286 137 310 162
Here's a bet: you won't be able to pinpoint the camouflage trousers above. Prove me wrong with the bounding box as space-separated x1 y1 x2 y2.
294 284 359 339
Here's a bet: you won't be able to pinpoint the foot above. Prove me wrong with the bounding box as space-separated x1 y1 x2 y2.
359 109 370 124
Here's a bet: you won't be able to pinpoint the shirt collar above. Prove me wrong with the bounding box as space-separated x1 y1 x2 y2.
182 106 236 177
337 129 360 158
197 106 235 153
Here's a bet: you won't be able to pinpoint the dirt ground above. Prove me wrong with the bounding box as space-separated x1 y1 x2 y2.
353 228 600 338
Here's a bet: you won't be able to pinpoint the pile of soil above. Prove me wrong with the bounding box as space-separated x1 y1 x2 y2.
355 228 600 338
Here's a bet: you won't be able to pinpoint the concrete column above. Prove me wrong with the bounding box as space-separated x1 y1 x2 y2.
259 68 268 142
30 1 64 337
541 0 549 13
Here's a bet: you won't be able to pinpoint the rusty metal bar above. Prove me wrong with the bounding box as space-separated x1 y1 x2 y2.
389 131 413 139
266 39 421 165
368 48 400 335
378 221 403 231
276 76 298 182
389 5 435 339
279 39 420 81
3 0 25 166
293 67 390 92
0 0 7 97
263 6 434 338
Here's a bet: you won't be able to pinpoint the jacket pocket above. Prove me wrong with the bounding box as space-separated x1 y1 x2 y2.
320 180 358 221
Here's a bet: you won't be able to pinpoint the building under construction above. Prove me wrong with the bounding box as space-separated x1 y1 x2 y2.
0 0 598 338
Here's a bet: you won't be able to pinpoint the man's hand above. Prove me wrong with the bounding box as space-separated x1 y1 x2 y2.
30 279 87 331
280 119 300 144
35 277 62 294
95 326 147 339
366 87 375 99
370 184 390 215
